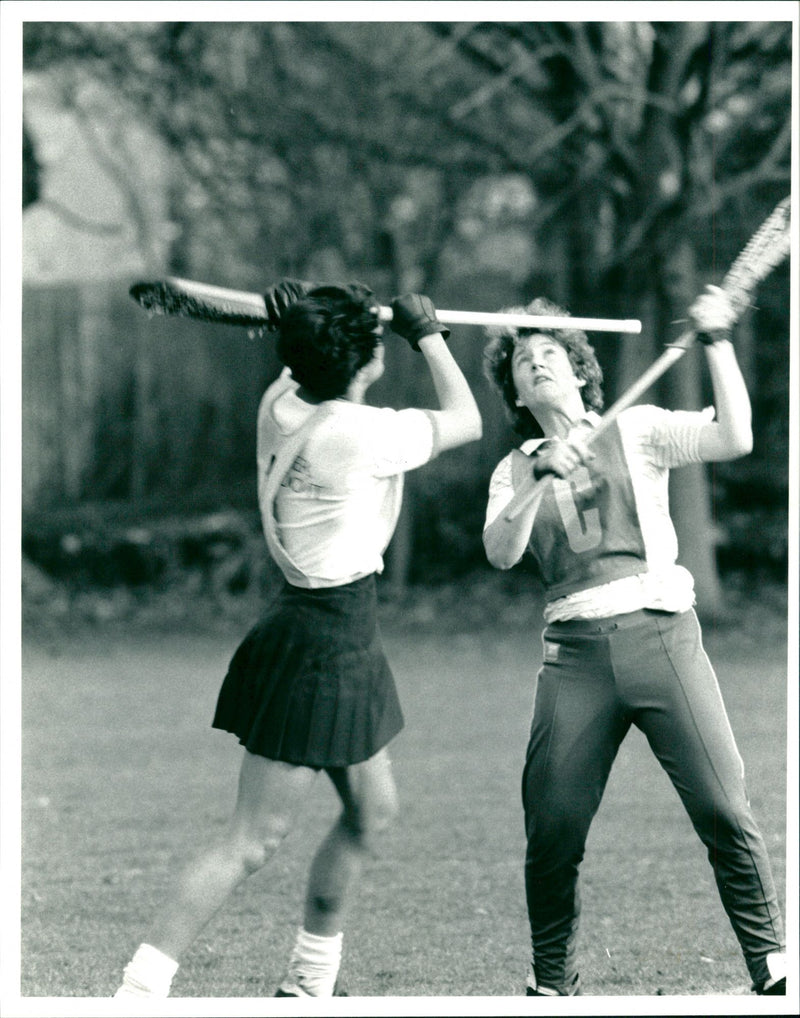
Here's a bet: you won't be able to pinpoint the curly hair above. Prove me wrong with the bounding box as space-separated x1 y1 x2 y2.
483 296 604 439
277 283 382 400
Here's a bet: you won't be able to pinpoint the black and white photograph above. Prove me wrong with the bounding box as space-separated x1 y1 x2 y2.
2 3 797 1016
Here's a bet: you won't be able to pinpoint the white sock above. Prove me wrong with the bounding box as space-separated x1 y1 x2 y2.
114 943 179 998
280 927 343 996
763 951 786 990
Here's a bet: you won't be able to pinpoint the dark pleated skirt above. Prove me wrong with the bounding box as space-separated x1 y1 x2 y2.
212 573 404 768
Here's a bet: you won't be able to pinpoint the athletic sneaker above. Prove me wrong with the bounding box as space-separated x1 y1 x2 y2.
755 975 786 995
275 981 348 996
754 952 786 995
525 971 581 996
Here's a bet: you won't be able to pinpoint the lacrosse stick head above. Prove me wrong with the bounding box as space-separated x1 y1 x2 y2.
721 196 791 318
129 279 269 327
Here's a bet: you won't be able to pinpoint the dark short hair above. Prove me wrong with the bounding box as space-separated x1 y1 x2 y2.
483 296 604 439
277 283 381 400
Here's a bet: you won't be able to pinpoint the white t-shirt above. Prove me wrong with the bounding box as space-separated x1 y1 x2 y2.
258 370 438 587
485 405 715 621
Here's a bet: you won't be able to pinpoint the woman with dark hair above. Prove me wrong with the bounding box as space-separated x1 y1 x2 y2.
115 282 481 999
482 288 785 997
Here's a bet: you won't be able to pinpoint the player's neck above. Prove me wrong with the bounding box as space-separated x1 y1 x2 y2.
343 377 369 404
535 398 587 438
296 387 325 406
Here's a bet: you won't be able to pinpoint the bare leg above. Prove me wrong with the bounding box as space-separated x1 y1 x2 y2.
145 751 318 961
303 747 398 936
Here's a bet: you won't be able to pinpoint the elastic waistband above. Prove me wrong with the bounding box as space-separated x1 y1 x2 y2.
546 608 680 635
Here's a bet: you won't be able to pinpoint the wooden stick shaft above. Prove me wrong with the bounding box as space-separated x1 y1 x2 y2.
378 306 642 334
164 277 642 334
585 335 692 442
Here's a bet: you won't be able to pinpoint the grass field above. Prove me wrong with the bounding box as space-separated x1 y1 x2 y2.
14 579 792 1011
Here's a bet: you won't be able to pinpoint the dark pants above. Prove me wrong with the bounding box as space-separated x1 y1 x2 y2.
522 608 784 992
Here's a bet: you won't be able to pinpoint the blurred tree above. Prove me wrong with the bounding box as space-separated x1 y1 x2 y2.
424 21 791 610
22 18 791 309
22 120 40 208
23 20 791 602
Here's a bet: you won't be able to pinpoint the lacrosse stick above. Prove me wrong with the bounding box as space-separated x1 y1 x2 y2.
129 276 643 334
504 195 791 521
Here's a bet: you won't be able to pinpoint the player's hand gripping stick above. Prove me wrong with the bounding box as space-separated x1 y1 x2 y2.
504 197 791 523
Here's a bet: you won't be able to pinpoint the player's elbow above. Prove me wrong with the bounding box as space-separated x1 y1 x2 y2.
486 553 515 571
483 532 519 571
466 408 483 443
458 399 483 443
733 430 753 457
722 425 753 459
700 422 753 461
435 406 482 451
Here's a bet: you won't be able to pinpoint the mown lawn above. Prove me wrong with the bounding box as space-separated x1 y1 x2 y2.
14 581 791 1013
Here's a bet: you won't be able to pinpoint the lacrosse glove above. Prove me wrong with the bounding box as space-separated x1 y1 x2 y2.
263 278 317 331
689 284 736 345
389 293 450 350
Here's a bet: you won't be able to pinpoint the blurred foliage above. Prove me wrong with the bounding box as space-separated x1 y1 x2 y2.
23 21 791 287
22 19 792 594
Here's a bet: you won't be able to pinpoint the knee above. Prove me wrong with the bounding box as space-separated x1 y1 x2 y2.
308 890 343 920
526 808 588 870
695 797 759 852
238 816 293 875
342 789 399 854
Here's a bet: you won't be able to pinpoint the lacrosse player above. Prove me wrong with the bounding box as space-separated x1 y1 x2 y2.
482 285 786 997
115 282 481 998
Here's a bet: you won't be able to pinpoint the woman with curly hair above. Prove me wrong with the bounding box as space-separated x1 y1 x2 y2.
482 290 785 998
114 282 481 999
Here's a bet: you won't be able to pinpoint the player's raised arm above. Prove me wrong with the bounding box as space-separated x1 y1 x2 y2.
689 285 754 462
388 293 482 452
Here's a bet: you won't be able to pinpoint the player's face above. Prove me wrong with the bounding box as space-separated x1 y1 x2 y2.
511 334 585 413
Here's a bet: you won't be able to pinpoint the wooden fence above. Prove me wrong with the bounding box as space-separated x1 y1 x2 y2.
22 280 282 513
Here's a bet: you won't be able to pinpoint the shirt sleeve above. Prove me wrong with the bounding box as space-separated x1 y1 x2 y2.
622 404 716 469
484 453 515 528
367 407 438 476
309 405 437 484
256 370 298 473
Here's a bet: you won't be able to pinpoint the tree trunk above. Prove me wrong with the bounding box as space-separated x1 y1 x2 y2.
130 316 158 500
382 216 422 592
659 239 724 617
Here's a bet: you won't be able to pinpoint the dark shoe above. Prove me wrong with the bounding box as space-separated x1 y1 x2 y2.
274 981 348 997
526 972 581 996
756 975 785 995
